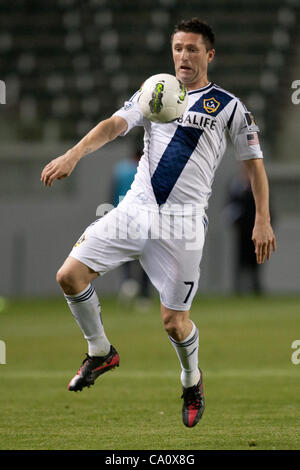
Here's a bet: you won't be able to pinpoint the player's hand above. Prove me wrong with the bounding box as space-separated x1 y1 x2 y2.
252 220 276 264
41 153 77 187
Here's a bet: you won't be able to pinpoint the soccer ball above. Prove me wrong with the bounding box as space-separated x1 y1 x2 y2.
138 73 188 123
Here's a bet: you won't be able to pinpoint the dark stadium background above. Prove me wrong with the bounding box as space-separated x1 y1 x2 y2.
0 0 300 298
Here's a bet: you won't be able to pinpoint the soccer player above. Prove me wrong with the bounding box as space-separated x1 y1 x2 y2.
41 18 276 428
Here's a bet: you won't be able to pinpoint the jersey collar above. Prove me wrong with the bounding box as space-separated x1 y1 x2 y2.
188 82 214 95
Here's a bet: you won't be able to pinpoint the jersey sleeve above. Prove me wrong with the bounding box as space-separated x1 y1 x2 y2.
113 90 145 136
228 99 263 160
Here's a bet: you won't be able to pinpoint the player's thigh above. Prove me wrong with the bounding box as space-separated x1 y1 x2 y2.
140 239 203 311
141 212 206 310
69 207 145 275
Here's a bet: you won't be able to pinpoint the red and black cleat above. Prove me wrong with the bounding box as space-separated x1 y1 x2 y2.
68 345 119 392
181 369 205 427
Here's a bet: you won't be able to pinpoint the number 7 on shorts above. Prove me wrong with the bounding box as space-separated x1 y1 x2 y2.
183 281 194 304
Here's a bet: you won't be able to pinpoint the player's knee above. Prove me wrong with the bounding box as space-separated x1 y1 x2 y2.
56 266 77 292
162 312 182 338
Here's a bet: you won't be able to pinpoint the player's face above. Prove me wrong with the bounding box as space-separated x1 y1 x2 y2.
172 32 215 90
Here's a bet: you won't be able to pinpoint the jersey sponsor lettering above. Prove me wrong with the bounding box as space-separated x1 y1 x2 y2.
177 112 216 130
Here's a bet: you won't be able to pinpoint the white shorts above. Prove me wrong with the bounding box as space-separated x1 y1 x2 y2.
69 198 208 311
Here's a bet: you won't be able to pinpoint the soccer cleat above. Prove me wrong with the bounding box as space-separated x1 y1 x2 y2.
68 345 119 392
181 369 205 428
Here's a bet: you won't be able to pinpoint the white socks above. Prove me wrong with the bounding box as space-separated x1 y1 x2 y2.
169 321 200 388
64 284 111 357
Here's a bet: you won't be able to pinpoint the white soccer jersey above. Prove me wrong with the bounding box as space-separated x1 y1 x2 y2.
114 82 263 211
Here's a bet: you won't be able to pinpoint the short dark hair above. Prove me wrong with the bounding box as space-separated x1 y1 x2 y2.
172 18 215 50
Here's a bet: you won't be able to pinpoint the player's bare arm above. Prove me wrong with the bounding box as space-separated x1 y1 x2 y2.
242 158 277 264
41 115 128 187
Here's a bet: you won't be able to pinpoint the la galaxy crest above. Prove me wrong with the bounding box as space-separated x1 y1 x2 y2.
203 97 220 114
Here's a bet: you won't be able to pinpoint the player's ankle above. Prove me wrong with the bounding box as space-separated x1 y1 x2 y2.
88 338 111 357
181 369 200 388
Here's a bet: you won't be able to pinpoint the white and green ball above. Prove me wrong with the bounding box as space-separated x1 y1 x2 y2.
138 73 188 123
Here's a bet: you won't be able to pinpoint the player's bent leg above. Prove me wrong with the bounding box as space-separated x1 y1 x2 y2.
56 256 119 392
161 304 205 428
59 203 150 392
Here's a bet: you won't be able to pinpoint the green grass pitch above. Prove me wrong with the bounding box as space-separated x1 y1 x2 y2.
0 294 299 450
